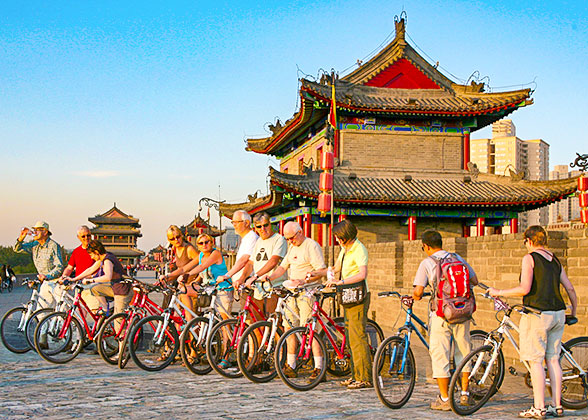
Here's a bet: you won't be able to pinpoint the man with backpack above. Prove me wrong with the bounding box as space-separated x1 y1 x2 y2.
412 230 478 411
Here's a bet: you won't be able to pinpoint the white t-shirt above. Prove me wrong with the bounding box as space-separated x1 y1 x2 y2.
232 230 258 282
280 237 326 281
250 233 288 299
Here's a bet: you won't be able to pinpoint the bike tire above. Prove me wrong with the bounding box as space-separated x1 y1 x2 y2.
35 311 84 364
372 335 416 409
560 336 588 409
7 280 13 292
128 315 179 372
468 329 505 394
25 308 54 351
118 317 140 370
322 318 350 377
448 344 503 416
96 312 129 365
1 307 32 353
274 326 328 391
180 316 214 376
237 320 282 383
206 318 244 378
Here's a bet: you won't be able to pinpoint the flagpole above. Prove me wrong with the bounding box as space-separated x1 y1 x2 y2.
329 72 336 267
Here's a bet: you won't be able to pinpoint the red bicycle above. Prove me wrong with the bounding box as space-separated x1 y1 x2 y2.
95 280 164 368
205 284 266 378
33 282 112 364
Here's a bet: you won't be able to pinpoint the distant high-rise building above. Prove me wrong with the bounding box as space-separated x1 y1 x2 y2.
548 165 581 224
470 120 550 229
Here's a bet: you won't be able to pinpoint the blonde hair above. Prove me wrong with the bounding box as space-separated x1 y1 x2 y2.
196 233 214 246
167 225 183 239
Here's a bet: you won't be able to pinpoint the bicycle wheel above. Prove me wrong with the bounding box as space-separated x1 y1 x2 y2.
448 344 503 416
322 319 351 377
128 315 179 372
96 312 129 365
237 320 282 383
1 307 32 353
560 336 588 409
180 316 214 376
372 336 416 409
206 318 244 378
332 317 385 354
25 308 54 351
34 311 85 364
468 329 505 393
275 326 328 391
119 317 140 370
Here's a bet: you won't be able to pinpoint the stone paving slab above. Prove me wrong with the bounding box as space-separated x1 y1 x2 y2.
2 277 588 419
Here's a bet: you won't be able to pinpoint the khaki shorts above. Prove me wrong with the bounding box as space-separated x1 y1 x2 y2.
214 290 234 319
89 282 133 315
519 310 565 362
429 314 472 378
282 294 314 330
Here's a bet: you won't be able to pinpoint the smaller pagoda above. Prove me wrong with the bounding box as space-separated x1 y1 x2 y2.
89 204 145 265
181 215 225 248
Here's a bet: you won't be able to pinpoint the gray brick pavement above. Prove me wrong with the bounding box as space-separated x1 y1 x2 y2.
2 276 587 420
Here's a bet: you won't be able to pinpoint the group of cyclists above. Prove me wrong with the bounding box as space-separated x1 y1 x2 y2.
5 216 581 418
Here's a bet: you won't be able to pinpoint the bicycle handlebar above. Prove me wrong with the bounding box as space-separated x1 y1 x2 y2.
378 291 431 298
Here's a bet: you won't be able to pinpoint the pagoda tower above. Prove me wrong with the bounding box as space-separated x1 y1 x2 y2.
221 16 577 245
88 204 145 265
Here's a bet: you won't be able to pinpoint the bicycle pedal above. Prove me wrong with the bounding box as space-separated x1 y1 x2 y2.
508 366 522 376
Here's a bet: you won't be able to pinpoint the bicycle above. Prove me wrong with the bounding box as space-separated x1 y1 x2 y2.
33 281 111 364
95 279 164 368
448 283 588 415
127 281 199 372
179 285 229 376
205 283 266 379
0 278 53 353
372 290 489 409
0 275 15 293
236 283 300 383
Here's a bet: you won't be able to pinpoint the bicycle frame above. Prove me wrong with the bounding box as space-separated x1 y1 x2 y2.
227 293 266 351
302 299 344 360
58 286 102 340
151 291 200 346
251 291 300 355
18 282 54 331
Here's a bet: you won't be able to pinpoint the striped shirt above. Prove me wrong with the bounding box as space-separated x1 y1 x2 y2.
14 238 64 280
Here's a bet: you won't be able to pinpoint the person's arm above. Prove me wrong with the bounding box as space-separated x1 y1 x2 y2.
218 253 250 286
72 260 102 282
560 268 577 317
489 254 533 297
166 255 200 281
263 265 287 283
412 259 430 300
186 250 223 277
82 260 113 284
62 264 75 278
14 238 35 254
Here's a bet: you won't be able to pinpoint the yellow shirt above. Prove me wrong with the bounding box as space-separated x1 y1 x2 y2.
336 239 369 287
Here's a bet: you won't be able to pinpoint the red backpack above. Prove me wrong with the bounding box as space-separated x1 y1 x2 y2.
430 253 476 324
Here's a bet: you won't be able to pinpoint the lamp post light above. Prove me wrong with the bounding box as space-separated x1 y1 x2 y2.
198 197 226 251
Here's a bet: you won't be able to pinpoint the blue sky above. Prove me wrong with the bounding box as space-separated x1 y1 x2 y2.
1 0 587 250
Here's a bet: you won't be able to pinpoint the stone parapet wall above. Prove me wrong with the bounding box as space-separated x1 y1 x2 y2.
361 227 587 369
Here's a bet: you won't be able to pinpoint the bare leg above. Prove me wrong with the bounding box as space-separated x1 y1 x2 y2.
529 360 546 409
546 356 562 407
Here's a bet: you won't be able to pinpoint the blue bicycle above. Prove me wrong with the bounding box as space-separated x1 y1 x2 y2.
372 290 487 409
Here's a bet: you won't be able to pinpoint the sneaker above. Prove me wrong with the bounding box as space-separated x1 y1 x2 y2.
460 392 471 406
282 365 298 378
347 380 372 389
430 395 451 411
340 378 355 387
309 368 326 382
544 405 564 418
518 406 546 419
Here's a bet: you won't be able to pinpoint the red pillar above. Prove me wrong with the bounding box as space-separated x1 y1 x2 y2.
279 220 284 235
510 218 518 234
303 214 311 237
463 224 470 238
476 217 485 236
463 132 470 170
316 224 323 246
338 214 347 223
408 216 417 241
328 224 333 246
296 215 303 229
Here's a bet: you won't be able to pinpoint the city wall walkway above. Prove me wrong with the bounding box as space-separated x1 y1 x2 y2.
1 273 587 419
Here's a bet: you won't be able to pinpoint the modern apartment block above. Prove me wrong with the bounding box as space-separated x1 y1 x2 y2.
549 165 581 223
470 120 550 229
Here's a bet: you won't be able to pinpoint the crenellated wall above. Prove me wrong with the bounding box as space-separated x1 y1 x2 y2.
358 226 587 369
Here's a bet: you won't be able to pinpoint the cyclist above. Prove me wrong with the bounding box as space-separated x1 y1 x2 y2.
412 229 478 411
242 212 287 320
310 219 372 389
259 221 326 380
488 225 577 419
14 221 65 309
69 240 132 317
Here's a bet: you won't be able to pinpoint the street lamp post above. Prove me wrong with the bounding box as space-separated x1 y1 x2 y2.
198 197 226 251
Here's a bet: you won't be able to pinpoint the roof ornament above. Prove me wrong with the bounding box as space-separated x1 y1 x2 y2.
466 162 480 179
505 164 527 181
268 119 283 135
466 71 490 93
394 11 407 40
570 152 588 172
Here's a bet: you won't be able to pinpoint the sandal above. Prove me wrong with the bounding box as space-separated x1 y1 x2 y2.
544 405 564 418
340 378 355 387
347 380 372 389
518 406 545 419
218 358 231 369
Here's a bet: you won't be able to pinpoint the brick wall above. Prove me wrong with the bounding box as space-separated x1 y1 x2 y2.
340 130 463 171
360 227 587 369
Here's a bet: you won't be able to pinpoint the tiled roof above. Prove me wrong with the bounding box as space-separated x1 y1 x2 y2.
219 193 282 219
91 228 142 236
105 247 145 257
269 167 578 209
182 216 225 237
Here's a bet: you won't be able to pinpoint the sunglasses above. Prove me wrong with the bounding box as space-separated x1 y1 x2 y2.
79 234 91 238
168 235 182 241
255 223 270 229
198 240 212 245
285 233 298 242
